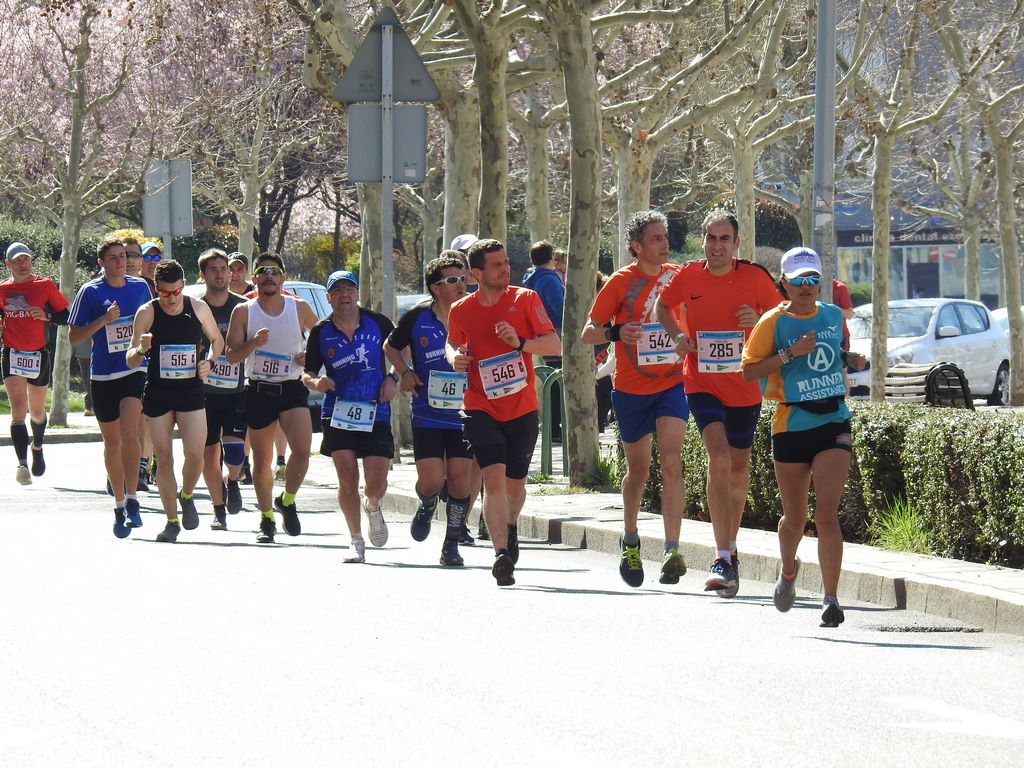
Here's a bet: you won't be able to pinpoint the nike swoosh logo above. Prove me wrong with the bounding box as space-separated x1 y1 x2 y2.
690 295 703 300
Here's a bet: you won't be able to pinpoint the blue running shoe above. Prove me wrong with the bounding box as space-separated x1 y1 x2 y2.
113 507 131 539
125 497 143 528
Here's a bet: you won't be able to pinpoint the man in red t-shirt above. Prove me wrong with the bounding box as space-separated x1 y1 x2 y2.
447 238 560 587
581 210 689 589
654 209 784 596
0 242 70 484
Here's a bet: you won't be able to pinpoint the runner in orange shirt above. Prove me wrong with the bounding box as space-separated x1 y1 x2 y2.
654 209 784 596
581 211 689 588
447 238 560 587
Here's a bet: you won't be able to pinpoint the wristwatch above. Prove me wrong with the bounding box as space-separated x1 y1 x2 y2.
388 371 400 383
778 347 793 365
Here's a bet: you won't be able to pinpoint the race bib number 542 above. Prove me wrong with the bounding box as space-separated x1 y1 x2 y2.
637 323 679 366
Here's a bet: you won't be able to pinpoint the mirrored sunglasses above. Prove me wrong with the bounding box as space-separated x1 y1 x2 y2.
157 287 183 298
144 253 162 262
254 266 284 277
433 275 467 286
787 274 821 287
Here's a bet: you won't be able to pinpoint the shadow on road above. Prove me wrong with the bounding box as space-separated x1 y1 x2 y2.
809 637 987 651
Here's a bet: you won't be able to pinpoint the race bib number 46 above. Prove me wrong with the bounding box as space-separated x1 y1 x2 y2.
9 350 41 379
105 317 133 353
427 370 468 410
252 349 291 380
637 323 679 366
479 351 527 400
208 354 241 389
696 330 745 373
159 344 197 380
330 399 377 432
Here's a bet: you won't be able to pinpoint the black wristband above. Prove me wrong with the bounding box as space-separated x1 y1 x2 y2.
605 323 622 342
388 371 400 383
516 336 526 351
840 350 849 366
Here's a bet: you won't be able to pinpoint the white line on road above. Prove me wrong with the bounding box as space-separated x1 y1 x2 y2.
886 695 1024 740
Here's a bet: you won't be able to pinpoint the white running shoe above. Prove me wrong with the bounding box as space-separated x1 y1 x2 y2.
365 501 389 547
15 464 31 486
344 534 366 563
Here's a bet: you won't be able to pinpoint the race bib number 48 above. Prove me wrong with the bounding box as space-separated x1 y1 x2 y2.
696 330 745 373
9 350 41 379
637 323 679 366
427 370 468 410
330 399 377 432
105 317 133 353
159 344 197 380
479 351 527 400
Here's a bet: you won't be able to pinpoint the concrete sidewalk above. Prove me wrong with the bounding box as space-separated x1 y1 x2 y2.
5 410 1024 634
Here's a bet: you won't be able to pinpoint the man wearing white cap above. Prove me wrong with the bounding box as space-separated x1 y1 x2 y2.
450 234 480 294
0 242 70 484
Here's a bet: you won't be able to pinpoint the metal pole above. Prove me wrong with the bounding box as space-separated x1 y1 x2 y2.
812 0 836 303
381 24 395 315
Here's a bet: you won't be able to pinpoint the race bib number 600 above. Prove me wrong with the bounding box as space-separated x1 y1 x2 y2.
9 350 41 379
637 323 679 366
479 351 527 400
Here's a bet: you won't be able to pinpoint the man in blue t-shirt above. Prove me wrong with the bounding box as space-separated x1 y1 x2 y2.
69 237 156 538
522 240 565 441
303 270 398 564
385 252 479 567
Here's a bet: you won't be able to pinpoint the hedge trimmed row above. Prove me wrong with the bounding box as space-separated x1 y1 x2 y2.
615 401 1024 568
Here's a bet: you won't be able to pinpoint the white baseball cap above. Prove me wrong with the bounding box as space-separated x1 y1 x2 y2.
450 234 478 252
5 242 32 260
780 247 822 279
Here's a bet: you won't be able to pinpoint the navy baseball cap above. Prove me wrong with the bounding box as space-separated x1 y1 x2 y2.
326 270 359 290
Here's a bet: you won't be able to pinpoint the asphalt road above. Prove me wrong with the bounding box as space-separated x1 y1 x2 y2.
1 442 1023 767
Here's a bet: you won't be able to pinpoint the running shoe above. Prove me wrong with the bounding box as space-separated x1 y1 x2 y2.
344 534 366 563
410 504 433 542
30 448 45 477
125 497 143 528
113 507 131 539
704 558 737 593
275 495 301 536
274 462 286 482
179 493 200 530
226 479 243 514
820 601 846 628
15 463 31 486
659 547 687 585
155 521 181 543
717 552 740 599
211 506 227 531
773 558 800 613
492 551 515 586
507 523 520 565
136 473 149 494
440 540 464 567
619 541 644 588
365 501 388 547
257 516 276 544
477 514 490 541
239 460 253 485
458 522 475 546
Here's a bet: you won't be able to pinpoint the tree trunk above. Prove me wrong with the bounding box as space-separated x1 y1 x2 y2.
797 169 813 246
869 131 895 401
988 130 1023 405
731 131 757 263
520 90 551 242
962 211 981 302
50 204 82 427
553 8 600 484
440 82 481 245
358 183 383 313
473 41 509 243
613 138 656 268
420 192 442 290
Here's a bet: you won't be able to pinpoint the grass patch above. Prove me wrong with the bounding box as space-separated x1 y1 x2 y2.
870 496 932 554
0 389 85 416
535 485 596 495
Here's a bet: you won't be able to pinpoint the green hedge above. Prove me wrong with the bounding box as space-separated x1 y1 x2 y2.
615 401 1024 568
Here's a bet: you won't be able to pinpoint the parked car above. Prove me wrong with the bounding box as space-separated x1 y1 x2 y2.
990 306 1024 336
847 298 1010 404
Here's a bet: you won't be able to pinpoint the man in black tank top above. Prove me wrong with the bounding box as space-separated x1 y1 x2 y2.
127 260 224 543
197 249 249 530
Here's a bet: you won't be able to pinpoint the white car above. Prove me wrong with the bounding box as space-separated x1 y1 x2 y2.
847 298 1010 405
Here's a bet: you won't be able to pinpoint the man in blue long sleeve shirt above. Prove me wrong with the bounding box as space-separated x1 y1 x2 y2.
523 240 564 441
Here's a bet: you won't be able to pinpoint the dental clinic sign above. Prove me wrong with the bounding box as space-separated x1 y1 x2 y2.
837 228 958 247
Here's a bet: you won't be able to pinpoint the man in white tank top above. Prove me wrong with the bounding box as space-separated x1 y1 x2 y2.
225 253 319 544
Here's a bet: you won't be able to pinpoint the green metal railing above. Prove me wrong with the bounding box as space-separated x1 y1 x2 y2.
535 365 567 476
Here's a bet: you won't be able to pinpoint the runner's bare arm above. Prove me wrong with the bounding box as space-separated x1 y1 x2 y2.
195 300 224 365
125 304 154 368
383 340 422 393
225 303 258 364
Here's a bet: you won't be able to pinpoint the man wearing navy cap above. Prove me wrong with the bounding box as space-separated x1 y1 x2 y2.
303 269 399 563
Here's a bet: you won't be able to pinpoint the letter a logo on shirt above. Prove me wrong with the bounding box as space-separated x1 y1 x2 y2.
809 344 835 372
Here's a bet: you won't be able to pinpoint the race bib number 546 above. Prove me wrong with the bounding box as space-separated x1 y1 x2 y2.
479 351 527 400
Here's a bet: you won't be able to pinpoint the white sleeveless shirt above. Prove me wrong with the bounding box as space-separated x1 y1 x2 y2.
245 295 304 382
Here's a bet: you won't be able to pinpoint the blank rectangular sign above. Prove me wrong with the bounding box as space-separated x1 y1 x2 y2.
348 104 428 183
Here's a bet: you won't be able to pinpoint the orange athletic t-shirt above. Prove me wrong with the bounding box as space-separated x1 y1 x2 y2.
448 286 555 422
658 259 784 406
588 262 686 396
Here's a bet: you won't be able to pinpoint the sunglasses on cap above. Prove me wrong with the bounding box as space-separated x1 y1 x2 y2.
254 265 284 277
157 287 183 298
433 275 467 286
144 253 162 262
787 274 821 287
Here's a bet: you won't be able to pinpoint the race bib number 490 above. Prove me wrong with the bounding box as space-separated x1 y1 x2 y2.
159 344 197 380
637 323 679 366
427 370 468 410
252 349 291 380
105 317 133 353
330 399 377 432
696 330 745 373
9 350 41 379
479 351 527 400
208 354 241 389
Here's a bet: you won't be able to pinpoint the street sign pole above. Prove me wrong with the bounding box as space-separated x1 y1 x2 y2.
812 0 836 302
381 24 394 312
